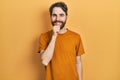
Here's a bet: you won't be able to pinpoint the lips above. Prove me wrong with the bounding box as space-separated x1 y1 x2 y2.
54 21 63 26
55 22 62 25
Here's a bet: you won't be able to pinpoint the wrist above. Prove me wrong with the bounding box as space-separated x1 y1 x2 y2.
52 33 57 38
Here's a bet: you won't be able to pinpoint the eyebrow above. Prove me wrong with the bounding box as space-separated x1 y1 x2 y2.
52 13 65 16
59 13 64 16
52 14 56 15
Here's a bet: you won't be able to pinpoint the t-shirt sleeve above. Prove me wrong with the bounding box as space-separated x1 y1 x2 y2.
76 35 85 56
38 33 48 53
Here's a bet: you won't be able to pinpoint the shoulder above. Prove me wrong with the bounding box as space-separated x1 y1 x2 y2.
68 29 81 39
39 30 53 42
40 30 53 38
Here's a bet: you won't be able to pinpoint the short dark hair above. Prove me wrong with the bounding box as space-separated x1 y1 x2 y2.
49 2 68 16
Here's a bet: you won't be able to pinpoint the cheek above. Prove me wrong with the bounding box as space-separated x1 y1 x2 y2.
51 17 56 21
62 17 67 22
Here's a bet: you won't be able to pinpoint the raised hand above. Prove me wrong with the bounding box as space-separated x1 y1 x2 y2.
53 25 60 36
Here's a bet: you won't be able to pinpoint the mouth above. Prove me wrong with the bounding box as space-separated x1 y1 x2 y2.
54 21 63 26
55 22 62 25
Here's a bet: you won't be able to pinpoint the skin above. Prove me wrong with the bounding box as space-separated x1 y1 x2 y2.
51 7 67 35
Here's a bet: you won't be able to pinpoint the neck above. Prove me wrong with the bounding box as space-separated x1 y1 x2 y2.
58 27 67 34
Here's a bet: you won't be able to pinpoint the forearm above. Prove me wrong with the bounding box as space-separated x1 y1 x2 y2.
41 35 57 66
76 56 82 80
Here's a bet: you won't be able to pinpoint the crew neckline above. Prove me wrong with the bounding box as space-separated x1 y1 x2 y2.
58 28 70 36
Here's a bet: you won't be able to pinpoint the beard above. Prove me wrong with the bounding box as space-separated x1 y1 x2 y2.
51 20 66 30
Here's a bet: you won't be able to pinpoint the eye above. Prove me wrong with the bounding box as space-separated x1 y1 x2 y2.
60 14 64 17
52 14 57 17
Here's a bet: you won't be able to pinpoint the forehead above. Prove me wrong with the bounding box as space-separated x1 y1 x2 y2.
52 7 65 14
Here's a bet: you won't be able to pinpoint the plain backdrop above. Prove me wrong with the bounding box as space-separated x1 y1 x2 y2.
0 0 120 80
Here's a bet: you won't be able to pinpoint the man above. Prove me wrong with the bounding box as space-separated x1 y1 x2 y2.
39 2 85 80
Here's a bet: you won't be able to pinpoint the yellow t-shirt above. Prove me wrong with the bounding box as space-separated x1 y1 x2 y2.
39 29 85 80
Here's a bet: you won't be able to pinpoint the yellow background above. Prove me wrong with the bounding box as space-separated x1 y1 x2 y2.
0 0 120 80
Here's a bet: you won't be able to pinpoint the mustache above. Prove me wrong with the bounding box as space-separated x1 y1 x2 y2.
53 20 63 23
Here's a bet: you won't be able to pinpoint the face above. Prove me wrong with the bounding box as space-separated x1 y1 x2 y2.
51 7 67 30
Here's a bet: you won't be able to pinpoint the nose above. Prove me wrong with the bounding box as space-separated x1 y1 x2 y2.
56 16 60 21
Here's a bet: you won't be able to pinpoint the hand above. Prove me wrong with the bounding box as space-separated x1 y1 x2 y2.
53 26 60 36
